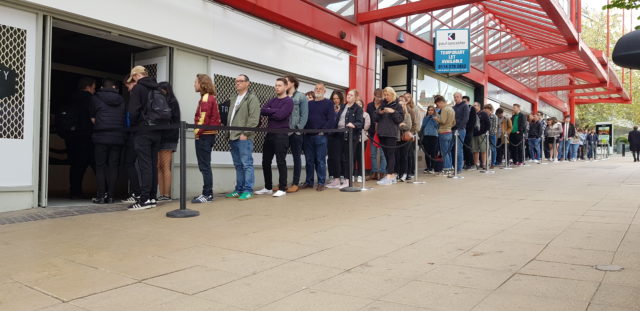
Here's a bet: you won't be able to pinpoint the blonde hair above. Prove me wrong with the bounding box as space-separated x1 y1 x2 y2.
348 89 359 102
382 87 397 101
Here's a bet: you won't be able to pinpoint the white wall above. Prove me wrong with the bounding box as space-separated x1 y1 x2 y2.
23 0 350 87
0 6 37 188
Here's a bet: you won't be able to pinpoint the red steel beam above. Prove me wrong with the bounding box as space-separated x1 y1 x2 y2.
537 68 584 76
486 45 577 61
357 0 483 24
570 90 620 97
575 99 632 104
538 83 605 92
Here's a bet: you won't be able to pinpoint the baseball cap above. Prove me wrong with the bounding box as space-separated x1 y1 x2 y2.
127 66 147 83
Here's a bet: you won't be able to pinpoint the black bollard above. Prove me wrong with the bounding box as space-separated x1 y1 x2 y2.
167 121 200 218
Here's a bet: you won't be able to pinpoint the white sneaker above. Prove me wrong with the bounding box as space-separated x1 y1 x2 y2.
272 190 286 197
338 180 349 189
356 176 363 183
255 188 273 195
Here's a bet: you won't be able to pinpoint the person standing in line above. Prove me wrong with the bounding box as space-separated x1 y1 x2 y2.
395 96 413 182
403 93 419 180
156 82 181 201
224 74 261 200
433 95 456 175
127 66 164 210
366 89 387 181
326 89 364 188
420 105 439 173
463 95 476 170
374 87 404 185
301 82 335 191
484 104 498 168
90 79 125 204
327 91 345 181
66 77 96 199
353 99 370 183
471 101 490 169
558 115 575 161
283 75 308 193
628 126 640 162
121 75 141 203
305 91 315 101
509 104 526 166
528 113 543 163
495 108 512 166
255 78 293 197
451 92 469 173
545 117 562 161
191 74 221 204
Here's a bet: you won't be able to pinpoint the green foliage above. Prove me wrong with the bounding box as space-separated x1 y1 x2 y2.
576 8 640 128
603 0 640 29
616 136 629 144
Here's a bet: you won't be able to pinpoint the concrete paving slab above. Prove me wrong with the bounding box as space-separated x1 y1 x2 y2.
311 270 411 299
472 292 589 311
0 282 61 311
495 274 599 302
519 260 604 282
380 280 490 310
418 265 514 290
591 283 640 309
256 289 373 311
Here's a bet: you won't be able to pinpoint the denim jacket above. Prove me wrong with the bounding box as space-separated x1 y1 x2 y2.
420 115 439 137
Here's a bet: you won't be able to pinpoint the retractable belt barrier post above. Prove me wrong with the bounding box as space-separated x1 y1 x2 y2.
358 129 373 191
552 136 558 163
540 132 548 165
449 130 464 179
481 131 494 174
501 133 512 170
341 128 362 193
167 121 199 218
522 136 530 167
410 135 426 184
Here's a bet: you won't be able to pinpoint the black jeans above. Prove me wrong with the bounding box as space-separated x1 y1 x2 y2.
379 136 397 176
509 132 524 163
123 135 140 196
407 141 415 175
289 134 303 185
395 140 411 176
195 134 216 196
327 135 343 178
94 143 122 197
65 135 94 196
262 133 289 190
423 135 438 171
134 130 161 202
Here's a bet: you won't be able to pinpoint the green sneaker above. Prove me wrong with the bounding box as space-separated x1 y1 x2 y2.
238 192 253 200
225 192 240 198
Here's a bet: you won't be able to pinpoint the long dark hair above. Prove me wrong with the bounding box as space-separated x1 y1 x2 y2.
158 82 180 121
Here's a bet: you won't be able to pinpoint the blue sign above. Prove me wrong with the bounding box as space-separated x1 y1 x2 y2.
434 29 470 74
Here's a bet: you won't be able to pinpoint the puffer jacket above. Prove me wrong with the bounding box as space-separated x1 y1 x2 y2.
91 88 125 145
372 99 404 140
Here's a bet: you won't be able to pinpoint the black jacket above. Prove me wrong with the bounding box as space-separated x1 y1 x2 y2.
334 103 364 140
473 111 490 136
90 88 126 145
366 101 379 138
628 130 640 151
372 99 404 140
466 106 477 133
129 77 159 127
528 120 543 138
161 95 181 144
70 90 94 138
511 112 527 134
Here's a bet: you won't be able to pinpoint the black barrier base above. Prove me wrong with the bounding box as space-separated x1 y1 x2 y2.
340 187 363 192
166 209 200 218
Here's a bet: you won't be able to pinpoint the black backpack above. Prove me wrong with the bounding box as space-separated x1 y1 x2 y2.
144 88 172 125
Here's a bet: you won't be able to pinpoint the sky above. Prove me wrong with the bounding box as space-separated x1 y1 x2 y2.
584 0 640 29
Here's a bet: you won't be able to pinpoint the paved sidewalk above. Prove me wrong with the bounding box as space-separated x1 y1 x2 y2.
0 156 639 311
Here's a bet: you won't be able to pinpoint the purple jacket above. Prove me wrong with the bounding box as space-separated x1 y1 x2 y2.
261 96 293 129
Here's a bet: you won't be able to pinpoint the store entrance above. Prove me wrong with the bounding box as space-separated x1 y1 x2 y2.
45 20 169 207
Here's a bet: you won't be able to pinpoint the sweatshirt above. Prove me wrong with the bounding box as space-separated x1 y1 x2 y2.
305 98 336 135
261 96 293 129
452 101 470 131
436 106 456 133
193 93 221 138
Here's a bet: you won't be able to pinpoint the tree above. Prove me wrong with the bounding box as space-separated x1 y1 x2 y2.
603 0 640 29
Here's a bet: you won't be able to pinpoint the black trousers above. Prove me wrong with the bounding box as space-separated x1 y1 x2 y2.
509 132 524 163
133 130 161 202
123 135 140 196
379 136 397 176
633 150 640 161
395 140 411 176
328 135 343 178
262 133 289 190
422 135 438 171
407 141 415 175
496 137 505 165
66 135 95 196
94 143 122 197
463 132 473 167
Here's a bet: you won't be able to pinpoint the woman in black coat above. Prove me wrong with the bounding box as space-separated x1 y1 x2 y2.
326 89 364 188
372 87 404 185
628 126 640 162
157 82 181 200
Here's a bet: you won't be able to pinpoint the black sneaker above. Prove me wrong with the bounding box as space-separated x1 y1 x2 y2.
122 194 139 203
191 194 214 203
128 199 156 211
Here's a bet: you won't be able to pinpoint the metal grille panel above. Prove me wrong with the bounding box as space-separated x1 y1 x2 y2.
0 24 26 140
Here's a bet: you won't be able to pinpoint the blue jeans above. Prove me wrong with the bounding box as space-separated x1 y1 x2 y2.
439 132 453 170
303 134 328 186
489 134 497 166
230 139 254 194
370 144 387 174
528 138 541 161
195 134 216 196
455 129 466 172
569 143 579 160
558 139 569 160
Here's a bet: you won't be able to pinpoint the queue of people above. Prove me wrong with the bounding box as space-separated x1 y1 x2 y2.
63 66 619 211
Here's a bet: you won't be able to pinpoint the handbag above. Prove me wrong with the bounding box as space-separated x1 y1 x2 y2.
401 130 414 142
